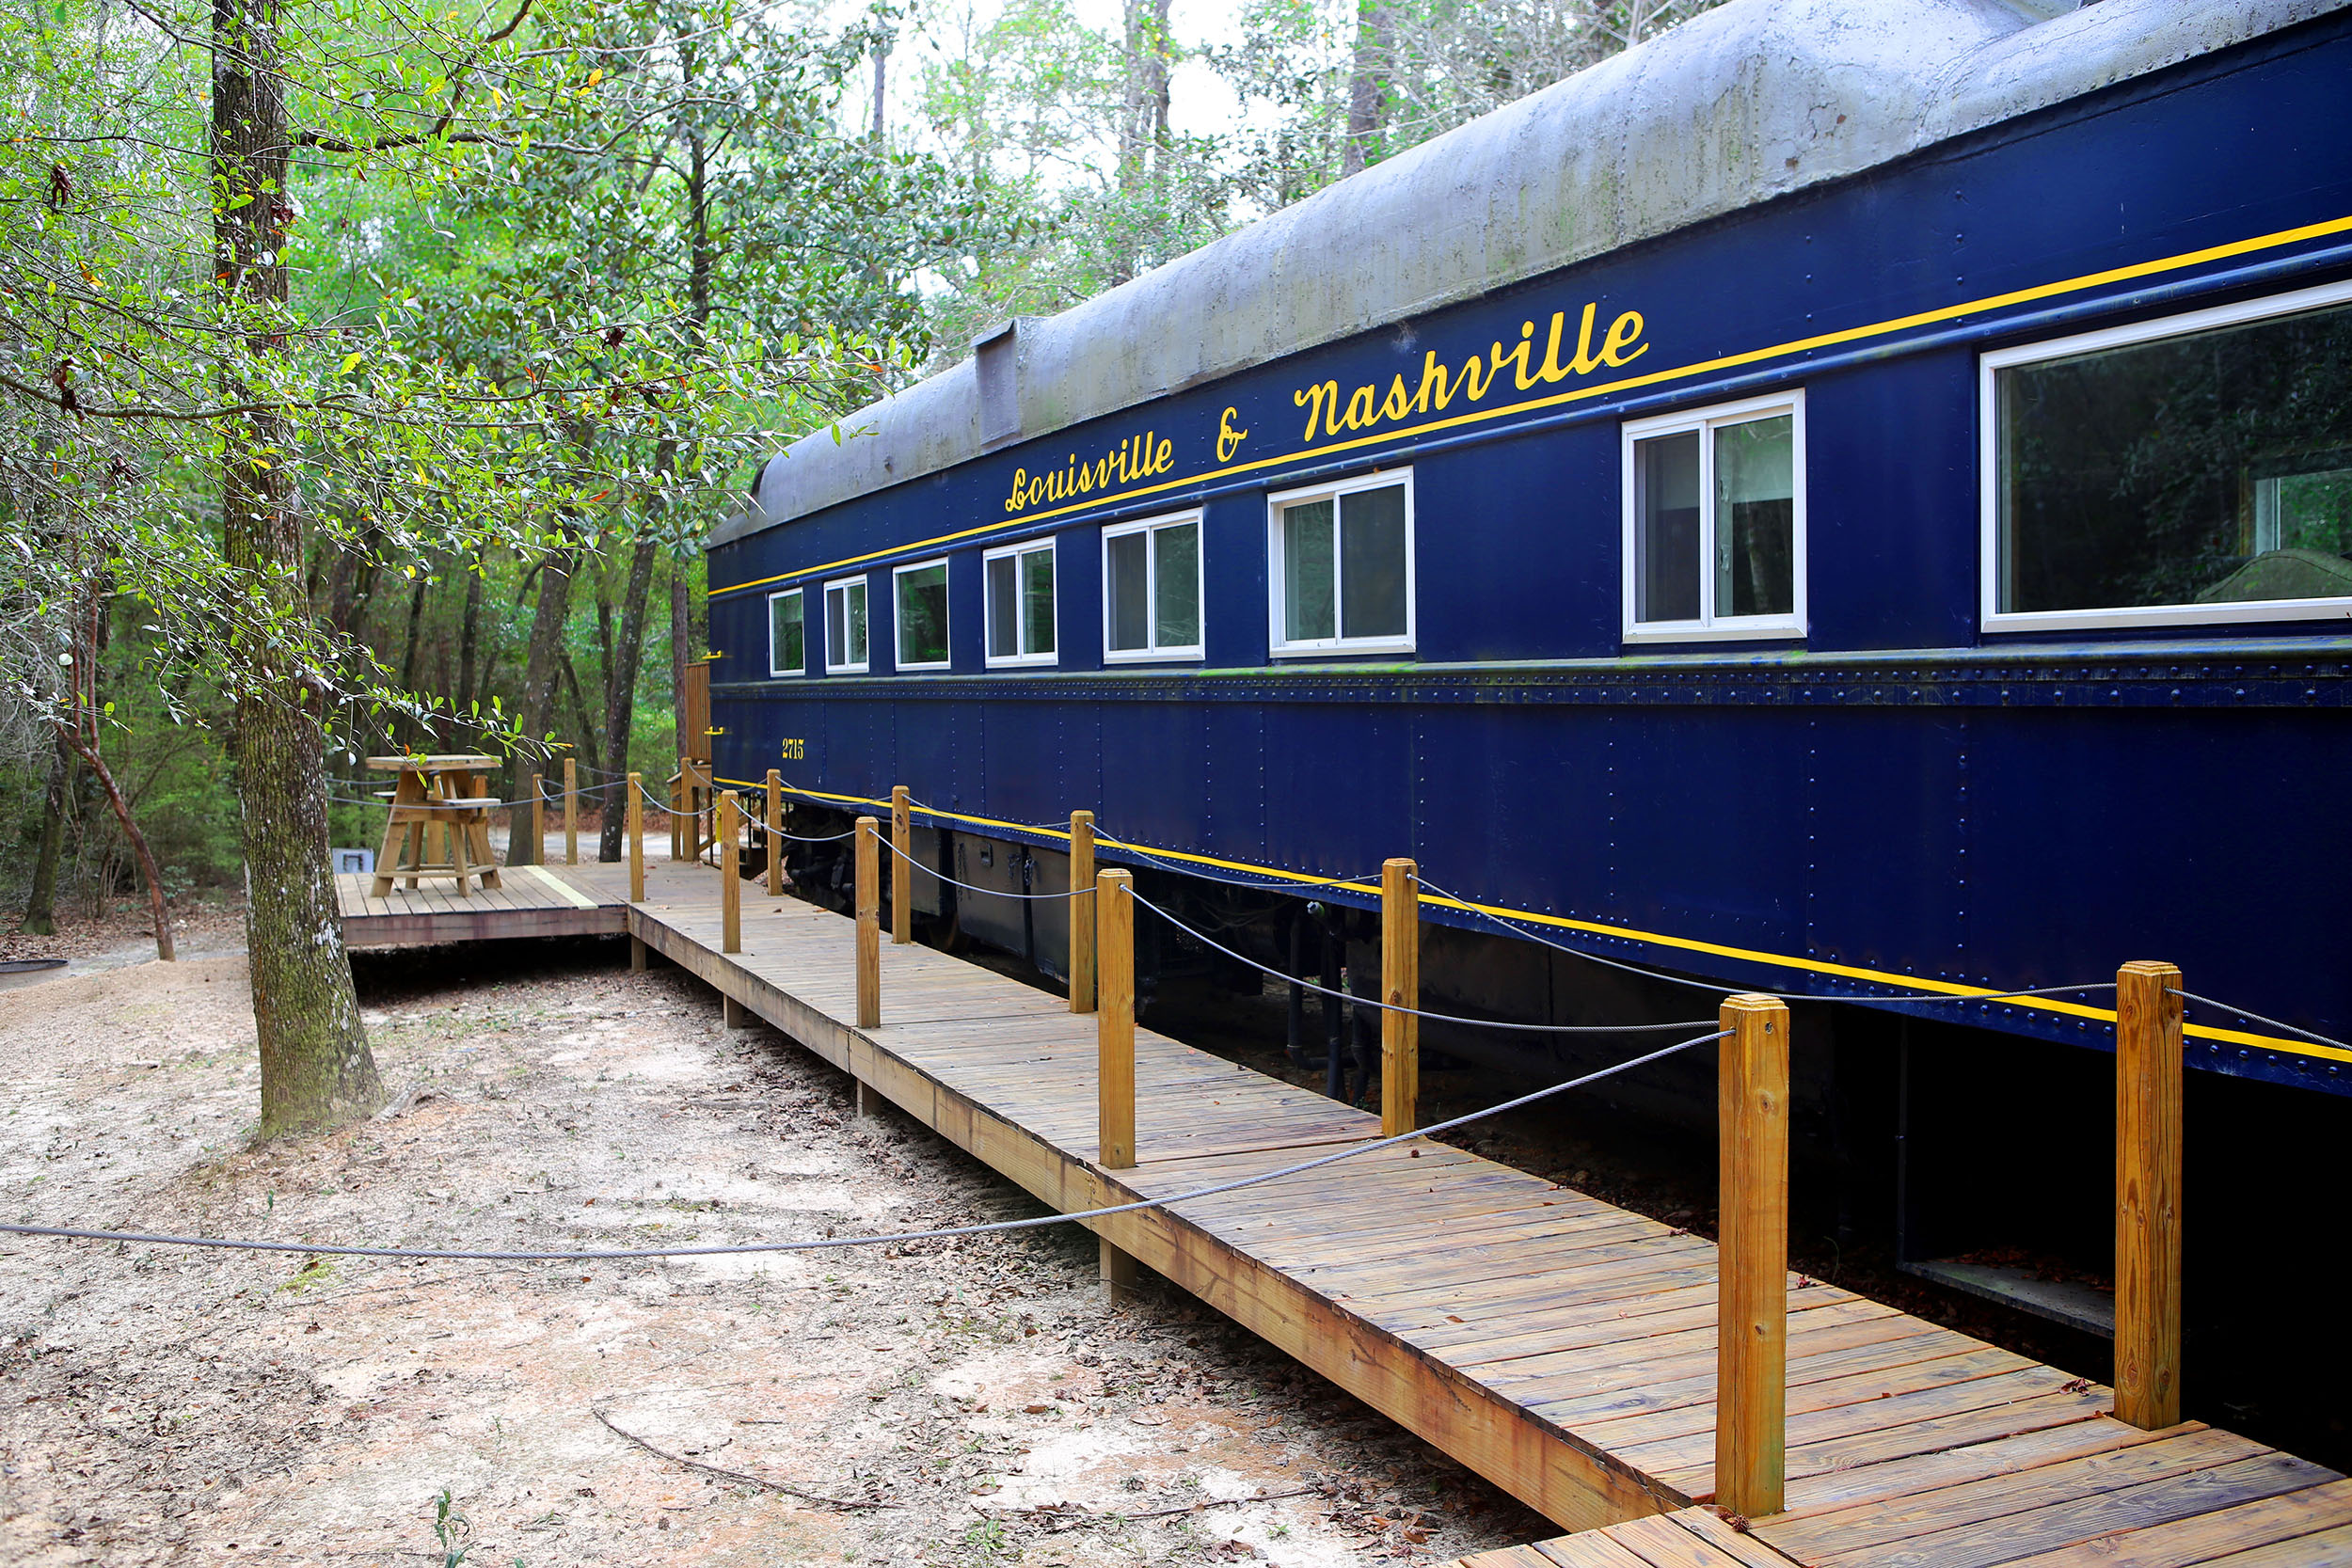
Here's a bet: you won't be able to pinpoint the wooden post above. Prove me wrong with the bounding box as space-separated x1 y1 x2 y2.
720 792 741 955
627 771 644 903
2116 960 2184 1431
529 772 544 866
1100 1234 1140 1303
855 816 881 1028
1069 811 1096 1013
891 784 912 944
564 755 578 864
766 769 784 895
1097 868 1136 1170
723 992 750 1029
1717 992 1790 1520
671 759 684 861
1381 858 1421 1138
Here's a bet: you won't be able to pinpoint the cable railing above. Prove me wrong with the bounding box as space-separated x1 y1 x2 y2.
25 756 2328 1524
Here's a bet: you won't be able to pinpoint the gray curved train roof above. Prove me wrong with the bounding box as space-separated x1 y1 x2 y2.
721 0 2344 546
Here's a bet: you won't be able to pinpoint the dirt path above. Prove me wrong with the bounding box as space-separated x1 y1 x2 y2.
0 942 1549 1566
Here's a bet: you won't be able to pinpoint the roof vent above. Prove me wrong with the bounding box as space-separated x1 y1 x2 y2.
974 319 1032 451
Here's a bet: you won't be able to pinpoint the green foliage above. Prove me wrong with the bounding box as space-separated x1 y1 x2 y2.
914 0 1730 345
430 1487 472 1568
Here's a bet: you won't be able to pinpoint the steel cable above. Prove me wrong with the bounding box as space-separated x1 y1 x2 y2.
746 782 2133 1022
2169 990 2352 1055
0 1028 1728 1263
893 793 1385 895
878 833 1088 900
1125 889 1719 1036
1417 875 2120 1012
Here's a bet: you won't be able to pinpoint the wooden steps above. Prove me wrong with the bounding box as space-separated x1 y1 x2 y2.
334 858 2349 1562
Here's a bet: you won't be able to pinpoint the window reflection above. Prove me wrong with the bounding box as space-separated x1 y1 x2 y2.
1997 298 2352 613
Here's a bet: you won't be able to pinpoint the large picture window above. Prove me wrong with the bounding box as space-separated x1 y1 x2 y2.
1103 512 1202 661
766 588 805 677
984 540 1057 667
823 575 868 674
1267 471 1414 656
1984 279 2352 631
1622 393 1804 642
893 559 950 671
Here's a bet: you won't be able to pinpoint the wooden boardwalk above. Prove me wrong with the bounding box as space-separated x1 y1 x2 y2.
336 863 625 947
335 859 2349 1564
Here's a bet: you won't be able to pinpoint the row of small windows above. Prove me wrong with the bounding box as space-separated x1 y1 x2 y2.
765 281 2352 676
766 471 1429 677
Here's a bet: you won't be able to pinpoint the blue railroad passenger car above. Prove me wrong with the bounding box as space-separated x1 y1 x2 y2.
701 0 2352 1325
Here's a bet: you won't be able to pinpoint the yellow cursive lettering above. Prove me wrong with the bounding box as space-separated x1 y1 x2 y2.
1600 310 1647 367
1217 406 1249 462
1460 351 1497 403
1495 322 1536 391
1295 381 1340 441
1413 352 1461 413
1379 375 1412 421
1535 310 1576 384
1570 303 1605 376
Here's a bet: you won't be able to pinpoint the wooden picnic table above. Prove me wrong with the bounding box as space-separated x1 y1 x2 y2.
366 754 504 898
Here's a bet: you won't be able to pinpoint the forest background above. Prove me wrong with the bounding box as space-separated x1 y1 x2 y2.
0 0 1709 1123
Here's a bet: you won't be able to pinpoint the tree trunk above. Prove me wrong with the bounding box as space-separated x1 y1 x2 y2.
457 552 485 713
1145 0 1171 158
505 541 578 861
57 725 174 962
1113 0 1172 282
1342 0 1392 176
21 740 70 936
214 0 382 1134
596 534 660 862
396 564 430 745
560 651 604 781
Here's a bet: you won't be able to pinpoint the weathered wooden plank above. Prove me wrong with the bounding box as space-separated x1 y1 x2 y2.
1994 1477 2352 1567
1529 1529 1670 1567
1758 1429 2273 1560
2198 1521 2352 1568
1804 1454 2336 1568
1666 1508 1813 1568
1448 1547 1570 1568
1772 1411 2174 1515
1571 1349 2047 1461
1592 1513 1771 1567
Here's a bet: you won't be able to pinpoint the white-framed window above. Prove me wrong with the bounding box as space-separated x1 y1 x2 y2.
1103 510 1203 662
823 574 869 674
892 558 951 671
984 539 1057 667
1982 277 2352 633
1621 392 1805 643
1266 469 1415 657
766 588 806 677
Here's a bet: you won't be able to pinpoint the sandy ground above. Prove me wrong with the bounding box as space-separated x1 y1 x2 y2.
0 940 1551 1567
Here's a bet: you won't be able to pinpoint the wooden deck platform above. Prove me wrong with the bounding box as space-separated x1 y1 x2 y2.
336 862 626 947
335 859 2348 1564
